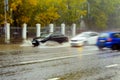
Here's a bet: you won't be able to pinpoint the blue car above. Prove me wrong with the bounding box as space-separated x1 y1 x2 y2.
96 32 120 50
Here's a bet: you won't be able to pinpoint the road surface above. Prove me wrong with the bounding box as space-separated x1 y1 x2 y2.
0 43 120 80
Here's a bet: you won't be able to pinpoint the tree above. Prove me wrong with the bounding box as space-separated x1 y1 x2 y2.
85 0 120 30
56 0 87 25
11 0 37 26
0 0 14 26
35 7 60 26
0 0 119 29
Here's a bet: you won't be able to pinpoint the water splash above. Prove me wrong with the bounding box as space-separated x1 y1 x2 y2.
20 40 32 46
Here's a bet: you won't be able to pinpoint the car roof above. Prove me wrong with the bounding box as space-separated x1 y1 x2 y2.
75 31 97 37
99 31 120 36
83 31 97 33
79 31 98 34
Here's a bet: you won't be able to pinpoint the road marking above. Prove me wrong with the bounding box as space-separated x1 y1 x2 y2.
20 55 79 64
48 78 59 80
0 55 79 68
105 64 118 68
19 52 96 65
0 52 96 68
83 52 96 55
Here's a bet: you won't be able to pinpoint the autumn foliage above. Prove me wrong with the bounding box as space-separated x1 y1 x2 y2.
0 0 120 29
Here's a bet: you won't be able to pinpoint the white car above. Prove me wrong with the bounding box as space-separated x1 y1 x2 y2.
70 31 99 47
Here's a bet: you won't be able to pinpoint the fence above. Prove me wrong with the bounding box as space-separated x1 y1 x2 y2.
0 23 82 44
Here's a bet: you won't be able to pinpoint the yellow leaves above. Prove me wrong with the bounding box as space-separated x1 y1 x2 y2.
15 16 30 26
0 14 5 25
20 16 30 23
0 14 13 25
47 7 58 12
7 17 14 24
80 0 86 3
35 13 48 26
10 0 22 11
35 7 60 26
10 0 37 11
45 0 52 5
45 0 57 6
45 7 60 21
28 0 37 6
80 10 87 16
35 0 88 25
11 3 17 10
47 11 60 21
16 0 22 4
36 11 60 26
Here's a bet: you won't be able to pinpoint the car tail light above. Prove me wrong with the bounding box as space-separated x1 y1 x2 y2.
107 38 112 42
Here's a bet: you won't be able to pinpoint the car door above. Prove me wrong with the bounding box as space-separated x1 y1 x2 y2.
112 33 120 45
87 32 98 44
54 34 64 43
50 34 61 42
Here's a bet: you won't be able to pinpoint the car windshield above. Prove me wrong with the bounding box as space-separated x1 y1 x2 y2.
76 32 90 37
40 33 51 38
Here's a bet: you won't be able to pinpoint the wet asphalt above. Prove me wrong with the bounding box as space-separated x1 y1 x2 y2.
0 42 120 80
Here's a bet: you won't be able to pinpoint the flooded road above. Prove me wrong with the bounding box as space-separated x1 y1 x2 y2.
0 42 120 80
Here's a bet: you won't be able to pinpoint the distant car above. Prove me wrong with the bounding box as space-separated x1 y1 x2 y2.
32 33 68 47
70 31 99 47
96 32 120 50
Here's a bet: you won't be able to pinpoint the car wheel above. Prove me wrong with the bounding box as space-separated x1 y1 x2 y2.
33 40 40 47
111 44 119 50
98 46 104 51
58 40 63 44
118 45 120 51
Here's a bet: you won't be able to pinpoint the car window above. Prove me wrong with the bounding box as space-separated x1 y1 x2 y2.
89 33 98 36
51 34 63 38
40 33 50 38
112 33 120 38
99 33 109 38
76 33 90 37
51 35 58 37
